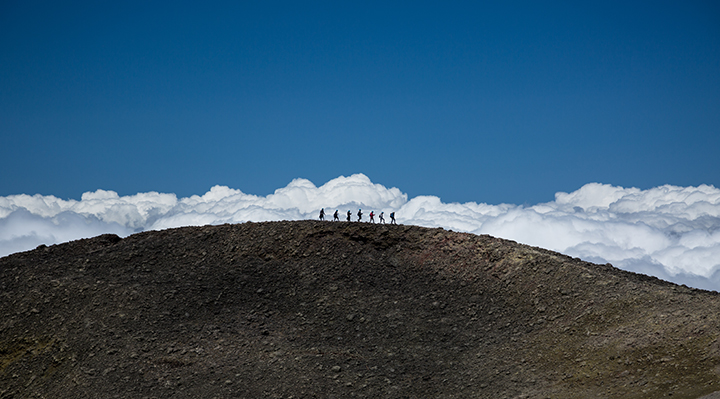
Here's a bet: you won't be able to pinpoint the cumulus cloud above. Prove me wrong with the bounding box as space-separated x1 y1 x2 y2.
2 174 719 291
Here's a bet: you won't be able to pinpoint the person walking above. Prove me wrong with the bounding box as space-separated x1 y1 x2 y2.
357 209 362 222
369 211 375 223
390 211 396 224
333 210 339 221
319 208 325 221
346 210 352 222
379 212 385 223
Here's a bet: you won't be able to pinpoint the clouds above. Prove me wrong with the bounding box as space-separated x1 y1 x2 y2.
2 174 719 291
399 182 720 289
0 208 132 257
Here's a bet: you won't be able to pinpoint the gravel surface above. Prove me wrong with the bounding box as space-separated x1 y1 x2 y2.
1 220 719 398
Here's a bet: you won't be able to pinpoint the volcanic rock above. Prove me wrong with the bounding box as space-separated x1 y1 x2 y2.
1 221 719 398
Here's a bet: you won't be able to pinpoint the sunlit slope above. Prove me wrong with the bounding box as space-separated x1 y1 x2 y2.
1 220 719 398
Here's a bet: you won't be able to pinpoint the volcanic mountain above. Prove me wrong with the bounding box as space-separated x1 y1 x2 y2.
2 221 720 398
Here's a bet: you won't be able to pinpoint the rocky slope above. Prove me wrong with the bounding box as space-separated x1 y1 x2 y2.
1 220 720 398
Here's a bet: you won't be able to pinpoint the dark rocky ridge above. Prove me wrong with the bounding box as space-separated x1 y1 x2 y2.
1 220 719 398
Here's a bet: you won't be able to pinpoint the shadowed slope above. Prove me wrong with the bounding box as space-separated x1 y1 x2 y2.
1 221 719 398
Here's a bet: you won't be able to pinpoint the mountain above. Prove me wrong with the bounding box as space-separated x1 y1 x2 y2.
1 220 719 398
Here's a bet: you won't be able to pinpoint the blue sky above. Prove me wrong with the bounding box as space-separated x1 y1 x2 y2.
1 1 719 205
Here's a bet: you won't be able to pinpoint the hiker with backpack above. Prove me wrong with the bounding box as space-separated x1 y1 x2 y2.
390 212 396 224
379 212 385 223
319 208 325 221
346 210 351 221
369 211 375 223
357 209 362 222
333 210 339 221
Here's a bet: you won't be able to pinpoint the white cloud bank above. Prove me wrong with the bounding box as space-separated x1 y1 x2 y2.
2 174 719 291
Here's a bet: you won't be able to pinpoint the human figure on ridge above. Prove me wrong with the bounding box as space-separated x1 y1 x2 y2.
369 211 375 223
333 210 339 221
357 209 362 222
390 211 396 224
319 208 325 221
346 210 351 222
379 212 385 223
